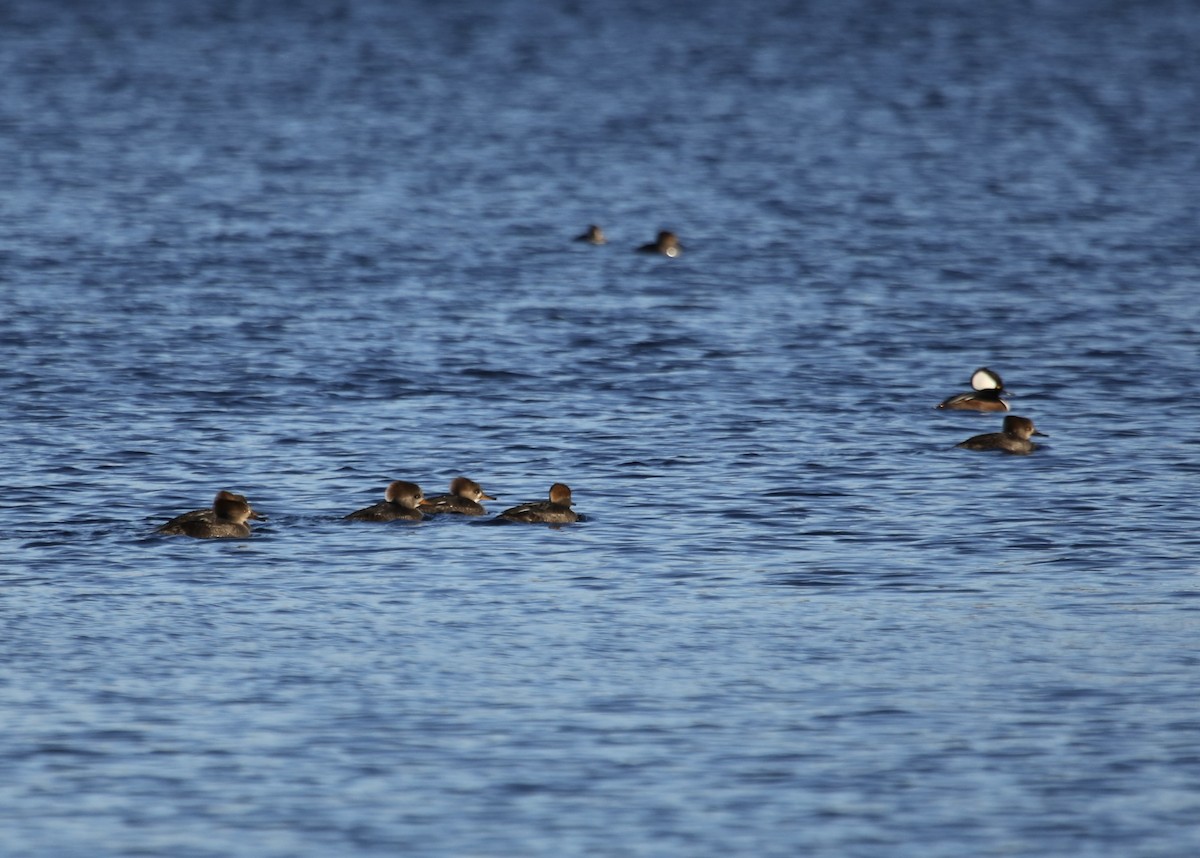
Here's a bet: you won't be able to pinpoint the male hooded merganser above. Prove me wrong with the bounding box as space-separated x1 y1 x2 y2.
157 490 262 538
344 480 425 521
957 415 1047 454
420 476 496 516
636 230 682 257
936 367 1009 412
498 483 579 523
575 224 606 245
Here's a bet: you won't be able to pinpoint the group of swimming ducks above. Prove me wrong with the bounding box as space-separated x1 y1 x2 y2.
157 367 1044 540
584 227 1046 458
157 226 676 539
937 367 1048 455
583 228 1046 454
576 225 684 257
156 479 576 539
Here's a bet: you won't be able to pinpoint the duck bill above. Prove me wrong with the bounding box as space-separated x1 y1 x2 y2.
481 493 497 500
1033 431 1048 437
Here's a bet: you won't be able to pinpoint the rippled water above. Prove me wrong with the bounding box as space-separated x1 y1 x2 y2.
3 1 1200 855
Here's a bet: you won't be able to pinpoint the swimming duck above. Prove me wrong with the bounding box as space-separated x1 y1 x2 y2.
420 476 496 516
498 482 579 523
936 367 1009 412
157 490 262 538
575 225 606 245
344 480 425 521
636 230 682 257
956 415 1047 455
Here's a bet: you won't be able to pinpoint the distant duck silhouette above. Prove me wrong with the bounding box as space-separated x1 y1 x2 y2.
636 230 682 257
575 224 606 245
956 415 1046 455
937 367 1009 412
498 483 579 524
420 476 496 516
157 490 263 538
344 480 425 522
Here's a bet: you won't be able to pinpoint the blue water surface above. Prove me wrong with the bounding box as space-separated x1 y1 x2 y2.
2 1 1199 856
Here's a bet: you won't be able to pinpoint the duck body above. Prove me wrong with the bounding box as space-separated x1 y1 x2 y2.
157 490 261 539
957 415 1046 455
636 230 682 257
575 225 606 245
421 476 495 516
345 480 425 521
937 389 1009 412
499 482 579 524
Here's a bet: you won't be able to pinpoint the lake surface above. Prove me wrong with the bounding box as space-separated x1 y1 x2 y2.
2 1 1199 855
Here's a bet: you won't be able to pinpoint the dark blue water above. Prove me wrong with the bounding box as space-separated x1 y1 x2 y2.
3 1 1199 855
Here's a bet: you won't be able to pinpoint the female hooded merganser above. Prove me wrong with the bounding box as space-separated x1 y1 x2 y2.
344 480 425 521
636 230 682 257
157 490 262 538
498 482 579 523
575 224 606 245
957 415 1047 455
420 476 496 516
937 367 1009 412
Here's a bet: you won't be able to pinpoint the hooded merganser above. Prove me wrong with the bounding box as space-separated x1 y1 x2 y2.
344 480 425 521
498 482 579 523
420 476 496 516
636 230 682 257
957 415 1047 454
157 490 263 538
575 224 606 245
936 367 1009 412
